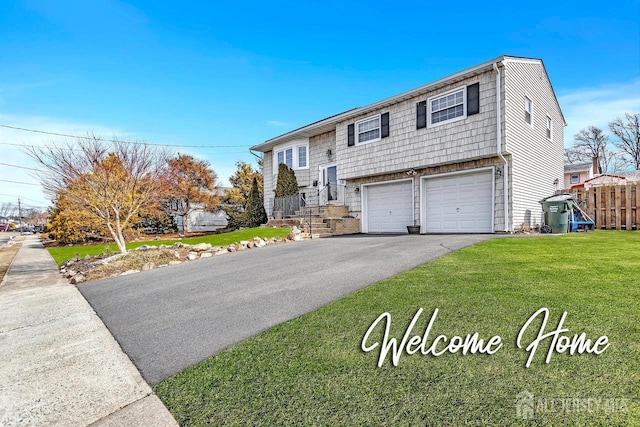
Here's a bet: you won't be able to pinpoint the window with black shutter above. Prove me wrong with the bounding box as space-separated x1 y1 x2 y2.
416 101 427 129
381 112 389 138
467 83 479 116
347 124 355 146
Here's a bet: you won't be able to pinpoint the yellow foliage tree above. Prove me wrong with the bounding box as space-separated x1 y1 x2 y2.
28 135 169 254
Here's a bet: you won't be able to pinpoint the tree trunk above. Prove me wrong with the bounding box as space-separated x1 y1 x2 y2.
106 223 128 254
180 213 188 234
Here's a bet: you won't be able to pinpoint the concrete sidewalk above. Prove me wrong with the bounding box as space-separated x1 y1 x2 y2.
0 235 177 426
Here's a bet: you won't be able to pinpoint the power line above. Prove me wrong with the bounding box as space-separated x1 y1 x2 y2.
0 193 46 203
0 162 41 172
0 179 41 186
0 124 251 149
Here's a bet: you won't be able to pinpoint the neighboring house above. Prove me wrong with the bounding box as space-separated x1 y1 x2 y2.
174 207 228 232
171 187 229 233
564 161 595 189
251 55 565 233
582 174 627 190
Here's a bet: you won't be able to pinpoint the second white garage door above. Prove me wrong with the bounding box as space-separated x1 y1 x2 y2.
423 170 494 233
364 180 413 233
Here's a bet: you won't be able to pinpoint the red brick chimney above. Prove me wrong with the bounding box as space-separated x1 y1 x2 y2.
592 156 600 175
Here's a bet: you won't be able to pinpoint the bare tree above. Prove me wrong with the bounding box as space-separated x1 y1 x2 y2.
609 113 640 170
570 126 611 173
27 135 171 253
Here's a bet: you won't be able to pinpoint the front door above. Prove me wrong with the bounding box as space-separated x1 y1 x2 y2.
320 164 338 203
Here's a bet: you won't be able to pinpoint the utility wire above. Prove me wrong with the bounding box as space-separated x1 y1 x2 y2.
0 193 45 203
0 179 41 186
0 124 251 148
0 162 42 172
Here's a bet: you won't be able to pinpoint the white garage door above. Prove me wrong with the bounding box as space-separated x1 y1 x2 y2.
365 180 413 233
424 170 493 233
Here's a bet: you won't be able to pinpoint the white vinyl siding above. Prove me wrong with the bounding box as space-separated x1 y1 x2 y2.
504 59 564 229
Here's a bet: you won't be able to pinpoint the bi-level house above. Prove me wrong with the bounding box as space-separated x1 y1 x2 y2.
251 55 565 234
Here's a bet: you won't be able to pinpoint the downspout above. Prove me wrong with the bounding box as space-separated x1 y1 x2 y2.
249 148 263 161
493 62 510 233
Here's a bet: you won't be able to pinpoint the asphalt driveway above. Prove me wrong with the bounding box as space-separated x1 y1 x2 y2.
79 234 493 384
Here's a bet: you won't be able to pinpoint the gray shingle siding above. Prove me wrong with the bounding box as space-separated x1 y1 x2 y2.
336 71 497 180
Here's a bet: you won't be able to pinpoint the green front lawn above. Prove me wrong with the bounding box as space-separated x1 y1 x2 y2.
47 227 290 266
154 231 639 426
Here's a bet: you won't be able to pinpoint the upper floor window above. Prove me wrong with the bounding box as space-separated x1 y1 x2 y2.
524 96 533 126
277 148 293 169
356 116 381 144
571 174 579 184
427 87 466 127
546 116 552 140
273 141 309 174
298 146 307 168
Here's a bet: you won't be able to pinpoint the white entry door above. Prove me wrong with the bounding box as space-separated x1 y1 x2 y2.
364 180 413 233
423 170 493 233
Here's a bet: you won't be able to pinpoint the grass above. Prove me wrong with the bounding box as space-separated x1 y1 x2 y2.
154 231 639 426
47 227 290 266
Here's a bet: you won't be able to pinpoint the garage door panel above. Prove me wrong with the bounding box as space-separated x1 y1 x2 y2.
366 181 413 233
424 170 493 233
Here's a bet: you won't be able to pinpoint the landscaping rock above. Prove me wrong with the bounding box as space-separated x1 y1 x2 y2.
286 233 296 240
187 252 197 261
253 237 266 248
190 243 212 252
168 260 182 265
235 244 244 251
200 252 213 258
71 274 85 285
239 240 249 247
247 241 255 249
206 246 221 253
215 248 228 256
141 262 156 271
174 250 181 259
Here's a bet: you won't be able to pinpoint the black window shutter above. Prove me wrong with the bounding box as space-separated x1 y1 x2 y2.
347 123 355 146
380 112 389 138
467 83 480 116
416 101 427 129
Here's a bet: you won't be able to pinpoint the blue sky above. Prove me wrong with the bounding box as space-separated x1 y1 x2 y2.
1 0 639 210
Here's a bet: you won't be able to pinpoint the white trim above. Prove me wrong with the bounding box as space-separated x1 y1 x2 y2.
570 174 580 184
427 86 467 128
272 139 309 174
546 115 553 141
361 178 414 234
524 95 534 128
355 114 382 145
419 167 495 234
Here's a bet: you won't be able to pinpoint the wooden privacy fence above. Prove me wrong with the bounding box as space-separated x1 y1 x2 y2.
558 184 639 230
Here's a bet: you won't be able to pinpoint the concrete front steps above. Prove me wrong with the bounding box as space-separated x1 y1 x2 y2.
265 205 360 238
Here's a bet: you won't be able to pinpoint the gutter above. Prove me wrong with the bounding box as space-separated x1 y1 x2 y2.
493 61 511 232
